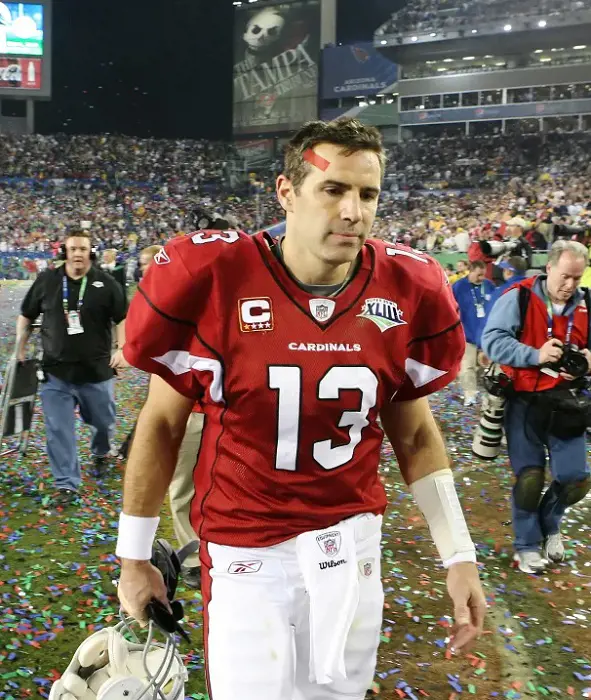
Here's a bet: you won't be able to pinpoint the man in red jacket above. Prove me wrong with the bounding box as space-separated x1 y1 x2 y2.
482 240 591 574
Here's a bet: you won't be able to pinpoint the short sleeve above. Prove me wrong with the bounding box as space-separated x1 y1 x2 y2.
122 239 221 404
395 261 465 401
20 273 46 321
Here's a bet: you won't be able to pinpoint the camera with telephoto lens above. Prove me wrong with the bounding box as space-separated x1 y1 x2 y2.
544 344 589 379
478 239 519 258
472 364 512 460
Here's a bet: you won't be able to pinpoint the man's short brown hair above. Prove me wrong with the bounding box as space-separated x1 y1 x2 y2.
469 260 486 271
284 118 386 193
65 230 92 244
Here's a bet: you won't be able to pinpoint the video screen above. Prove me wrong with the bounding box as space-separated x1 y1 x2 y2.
0 3 44 57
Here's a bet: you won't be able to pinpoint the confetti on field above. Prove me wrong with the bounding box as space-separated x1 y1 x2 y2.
1 282 591 699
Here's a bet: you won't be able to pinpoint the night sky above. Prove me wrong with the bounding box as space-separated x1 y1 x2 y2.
34 0 403 140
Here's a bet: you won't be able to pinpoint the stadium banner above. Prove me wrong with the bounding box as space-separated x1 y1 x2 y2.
233 0 321 135
0 3 44 56
400 98 591 125
235 138 275 163
321 43 398 100
0 57 41 89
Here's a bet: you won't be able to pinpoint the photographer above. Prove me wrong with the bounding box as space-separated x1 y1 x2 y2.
505 217 534 269
481 240 591 574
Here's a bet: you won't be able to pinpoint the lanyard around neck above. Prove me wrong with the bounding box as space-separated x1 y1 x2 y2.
545 296 575 343
470 282 485 307
63 273 87 313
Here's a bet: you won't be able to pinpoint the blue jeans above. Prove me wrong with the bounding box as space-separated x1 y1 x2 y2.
504 396 589 553
40 373 116 492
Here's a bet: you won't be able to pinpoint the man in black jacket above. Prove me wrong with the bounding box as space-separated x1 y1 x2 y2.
16 232 127 507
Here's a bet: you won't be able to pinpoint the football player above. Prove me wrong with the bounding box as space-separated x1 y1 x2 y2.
117 118 486 700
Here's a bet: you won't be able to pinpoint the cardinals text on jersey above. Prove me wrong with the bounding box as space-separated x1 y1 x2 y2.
123 231 465 548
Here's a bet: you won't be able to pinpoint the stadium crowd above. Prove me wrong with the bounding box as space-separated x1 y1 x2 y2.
0 130 591 278
377 0 590 35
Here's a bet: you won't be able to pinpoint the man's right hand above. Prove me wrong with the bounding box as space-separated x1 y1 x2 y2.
118 559 171 626
539 338 563 365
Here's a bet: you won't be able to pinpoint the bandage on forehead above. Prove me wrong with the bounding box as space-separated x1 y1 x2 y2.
303 148 330 172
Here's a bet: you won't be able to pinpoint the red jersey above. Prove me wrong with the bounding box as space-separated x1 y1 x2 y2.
124 230 465 547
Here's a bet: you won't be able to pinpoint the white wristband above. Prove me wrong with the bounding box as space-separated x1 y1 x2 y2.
409 469 477 569
115 513 160 561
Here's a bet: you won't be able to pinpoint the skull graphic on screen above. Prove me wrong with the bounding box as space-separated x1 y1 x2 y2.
243 8 285 53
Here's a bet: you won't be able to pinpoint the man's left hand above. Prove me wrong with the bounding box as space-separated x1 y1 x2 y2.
477 351 491 368
446 562 487 654
110 349 129 370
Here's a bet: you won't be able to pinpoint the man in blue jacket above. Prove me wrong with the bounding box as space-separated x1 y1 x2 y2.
488 257 528 308
453 260 495 406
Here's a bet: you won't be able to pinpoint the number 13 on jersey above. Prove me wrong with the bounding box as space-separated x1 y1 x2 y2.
268 365 378 472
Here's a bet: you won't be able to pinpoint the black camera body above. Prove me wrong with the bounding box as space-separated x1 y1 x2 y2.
545 344 589 379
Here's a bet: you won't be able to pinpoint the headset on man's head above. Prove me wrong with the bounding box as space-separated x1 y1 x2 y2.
58 240 98 261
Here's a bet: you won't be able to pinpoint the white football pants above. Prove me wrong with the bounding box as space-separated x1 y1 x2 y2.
201 513 384 700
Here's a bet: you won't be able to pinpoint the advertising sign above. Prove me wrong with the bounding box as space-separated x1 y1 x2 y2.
322 42 398 100
0 56 41 88
233 1 321 135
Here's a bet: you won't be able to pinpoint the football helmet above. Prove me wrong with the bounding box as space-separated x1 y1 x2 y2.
48 616 188 700
49 539 198 700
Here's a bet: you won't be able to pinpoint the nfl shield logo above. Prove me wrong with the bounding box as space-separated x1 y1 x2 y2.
316 531 342 557
309 298 336 323
359 558 375 578
316 304 329 320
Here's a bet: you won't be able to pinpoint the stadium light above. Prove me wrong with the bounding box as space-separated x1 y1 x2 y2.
471 29 478 33
534 49 543 53
462 56 475 60
437 68 447 72
538 20 547 27
381 40 387 45
411 36 418 42
574 45 587 49
443 58 453 62
504 24 512 31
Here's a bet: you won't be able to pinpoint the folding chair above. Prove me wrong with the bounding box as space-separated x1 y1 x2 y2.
0 322 42 458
